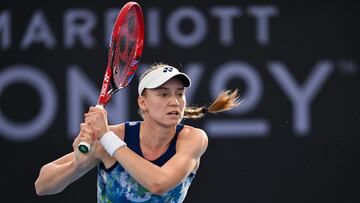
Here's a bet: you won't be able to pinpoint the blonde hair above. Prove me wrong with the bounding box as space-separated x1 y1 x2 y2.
138 63 242 119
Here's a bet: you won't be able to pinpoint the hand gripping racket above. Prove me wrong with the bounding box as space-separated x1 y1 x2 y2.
78 2 144 153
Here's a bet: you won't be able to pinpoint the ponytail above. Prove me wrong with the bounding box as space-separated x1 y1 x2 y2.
184 89 241 119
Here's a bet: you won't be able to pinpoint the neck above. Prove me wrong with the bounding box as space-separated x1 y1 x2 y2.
140 120 176 150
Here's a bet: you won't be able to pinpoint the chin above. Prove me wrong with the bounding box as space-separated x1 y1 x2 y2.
162 118 182 127
168 119 181 126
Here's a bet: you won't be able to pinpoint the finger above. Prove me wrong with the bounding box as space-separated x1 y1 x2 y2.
84 117 94 124
93 128 101 140
80 122 92 130
80 122 92 129
79 133 93 145
99 107 108 116
73 136 80 148
84 112 96 119
89 106 100 113
80 126 93 136
84 114 101 124
82 123 95 133
80 122 89 130
79 130 92 139
102 109 108 116
85 123 95 140
73 132 86 147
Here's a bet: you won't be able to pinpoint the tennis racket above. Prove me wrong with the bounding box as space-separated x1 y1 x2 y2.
78 2 144 153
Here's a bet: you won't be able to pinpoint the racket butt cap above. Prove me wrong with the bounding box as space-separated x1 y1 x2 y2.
78 142 90 153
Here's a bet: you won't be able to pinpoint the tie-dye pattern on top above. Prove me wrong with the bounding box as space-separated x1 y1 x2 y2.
97 121 196 203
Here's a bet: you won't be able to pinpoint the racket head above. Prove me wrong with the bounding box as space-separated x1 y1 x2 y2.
99 2 144 105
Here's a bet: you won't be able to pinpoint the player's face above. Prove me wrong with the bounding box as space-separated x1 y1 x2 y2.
140 78 186 127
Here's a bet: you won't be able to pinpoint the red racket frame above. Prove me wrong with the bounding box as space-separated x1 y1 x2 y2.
98 2 144 106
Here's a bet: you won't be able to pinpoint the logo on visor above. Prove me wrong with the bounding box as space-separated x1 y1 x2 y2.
163 67 173 73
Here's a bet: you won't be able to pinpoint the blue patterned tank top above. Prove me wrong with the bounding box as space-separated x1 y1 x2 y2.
97 121 196 203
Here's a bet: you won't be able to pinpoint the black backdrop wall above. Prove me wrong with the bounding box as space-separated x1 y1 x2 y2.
0 0 359 202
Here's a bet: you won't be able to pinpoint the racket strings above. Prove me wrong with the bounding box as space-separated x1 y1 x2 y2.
113 8 140 88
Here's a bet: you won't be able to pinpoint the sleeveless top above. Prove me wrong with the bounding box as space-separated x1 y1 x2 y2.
97 121 196 203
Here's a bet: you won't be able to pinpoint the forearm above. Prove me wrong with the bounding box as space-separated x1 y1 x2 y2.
35 158 98 195
113 147 189 195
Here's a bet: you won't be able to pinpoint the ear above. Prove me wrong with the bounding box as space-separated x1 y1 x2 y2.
137 96 147 111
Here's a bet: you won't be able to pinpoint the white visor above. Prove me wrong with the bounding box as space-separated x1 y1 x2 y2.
138 66 191 95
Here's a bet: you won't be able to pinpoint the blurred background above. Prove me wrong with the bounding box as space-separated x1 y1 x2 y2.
1 0 359 202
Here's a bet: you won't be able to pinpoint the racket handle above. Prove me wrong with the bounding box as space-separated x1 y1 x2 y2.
77 104 104 153
96 104 104 109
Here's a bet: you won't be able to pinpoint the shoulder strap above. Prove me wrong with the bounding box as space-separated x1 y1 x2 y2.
124 121 142 155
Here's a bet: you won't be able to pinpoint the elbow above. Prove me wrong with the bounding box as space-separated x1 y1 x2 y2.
148 184 167 196
35 179 46 196
35 166 49 196
34 165 59 196
147 177 170 195
35 178 61 196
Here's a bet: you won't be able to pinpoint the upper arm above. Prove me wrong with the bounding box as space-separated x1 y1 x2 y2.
176 128 208 161
162 127 208 182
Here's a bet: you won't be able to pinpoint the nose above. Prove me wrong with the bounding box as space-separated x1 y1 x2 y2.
169 95 180 106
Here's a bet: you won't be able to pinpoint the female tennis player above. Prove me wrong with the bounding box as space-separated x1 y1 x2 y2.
35 63 240 202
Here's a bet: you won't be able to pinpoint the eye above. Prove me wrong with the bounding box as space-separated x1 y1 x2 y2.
159 92 168 97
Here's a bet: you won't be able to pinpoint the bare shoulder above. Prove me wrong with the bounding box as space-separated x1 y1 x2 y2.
178 125 208 155
109 123 126 140
182 125 207 139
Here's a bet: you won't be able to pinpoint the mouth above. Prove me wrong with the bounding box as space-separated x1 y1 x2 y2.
167 111 180 116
